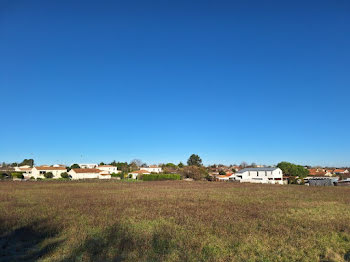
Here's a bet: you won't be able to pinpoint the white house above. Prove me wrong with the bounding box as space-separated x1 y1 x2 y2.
69 168 101 180
13 166 33 178
77 163 98 169
140 165 162 173
333 169 349 174
230 167 284 184
128 169 150 179
14 165 31 171
97 165 120 174
32 166 67 179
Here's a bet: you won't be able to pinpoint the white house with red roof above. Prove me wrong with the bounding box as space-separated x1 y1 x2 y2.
140 165 162 173
128 169 150 179
32 166 67 179
333 169 349 174
68 168 111 180
97 165 120 174
14 165 33 178
77 163 98 169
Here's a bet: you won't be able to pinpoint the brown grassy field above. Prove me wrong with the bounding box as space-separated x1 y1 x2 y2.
0 180 350 262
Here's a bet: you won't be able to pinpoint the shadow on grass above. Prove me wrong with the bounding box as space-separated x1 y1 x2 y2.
60 221 177 262
0 221 62 262
60 224 129 262
345 250 350 261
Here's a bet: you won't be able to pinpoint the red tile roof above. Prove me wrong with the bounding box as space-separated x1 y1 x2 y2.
308 169 326 176
35 166 66 171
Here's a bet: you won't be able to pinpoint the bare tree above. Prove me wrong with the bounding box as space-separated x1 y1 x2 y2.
130 159 143 167
240 161 248 168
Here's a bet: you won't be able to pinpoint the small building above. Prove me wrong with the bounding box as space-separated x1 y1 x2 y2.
128 169 150 179
333 169 349 175
216 173 233 181
14 165 31 171
140 165 162 173
32 166 67 179
336 179 350 186
77 163 98 169
306 177 339 186
17 167 33 179
230 167 283 184
97 165 120 174
68 168 102 180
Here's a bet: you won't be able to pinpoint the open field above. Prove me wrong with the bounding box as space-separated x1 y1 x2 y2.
0 181 350 262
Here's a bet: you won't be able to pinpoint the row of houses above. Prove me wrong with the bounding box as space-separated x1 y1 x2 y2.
7 163 349 186
13 164 163 180
307 168 349 177
215 167 350 186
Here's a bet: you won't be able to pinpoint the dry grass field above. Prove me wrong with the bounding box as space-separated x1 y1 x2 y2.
0 180 350 262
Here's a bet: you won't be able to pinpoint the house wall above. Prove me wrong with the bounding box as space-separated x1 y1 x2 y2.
98 166 120 174
32 168 67 179
98 174 111 179
140 167 162 173
232 168 283 184
69 170 99 180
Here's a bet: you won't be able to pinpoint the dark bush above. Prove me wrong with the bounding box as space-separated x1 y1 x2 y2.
44 172 54 179
142 174 181 181
1 173 12 180
180 166 208 180
60 172 69 179
111 172 123 179
219 170 226 176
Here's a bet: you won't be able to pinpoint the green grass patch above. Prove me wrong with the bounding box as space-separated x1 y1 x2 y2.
142 174 181 181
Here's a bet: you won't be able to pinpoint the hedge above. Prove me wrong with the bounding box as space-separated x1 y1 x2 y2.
142 174 181 181
11 172 24 179
111 172 124 179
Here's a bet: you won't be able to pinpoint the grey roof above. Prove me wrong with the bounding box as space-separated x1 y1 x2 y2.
237 167 279 173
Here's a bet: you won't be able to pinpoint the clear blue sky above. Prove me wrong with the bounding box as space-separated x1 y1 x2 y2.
1 0 349 167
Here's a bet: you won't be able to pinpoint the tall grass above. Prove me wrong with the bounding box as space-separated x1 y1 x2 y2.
0 181 349 261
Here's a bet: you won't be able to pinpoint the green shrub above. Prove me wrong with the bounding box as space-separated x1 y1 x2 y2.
61 172 69 179
11 172 24 179
219 170 226 175
142 174 181 181
1 173 12 179
44 172 54 179
30 176 35 180
111 172 123 179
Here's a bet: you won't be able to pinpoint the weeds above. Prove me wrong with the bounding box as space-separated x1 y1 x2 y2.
0 181 349 261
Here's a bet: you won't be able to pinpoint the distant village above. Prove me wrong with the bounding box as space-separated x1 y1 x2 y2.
1 155 350 186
